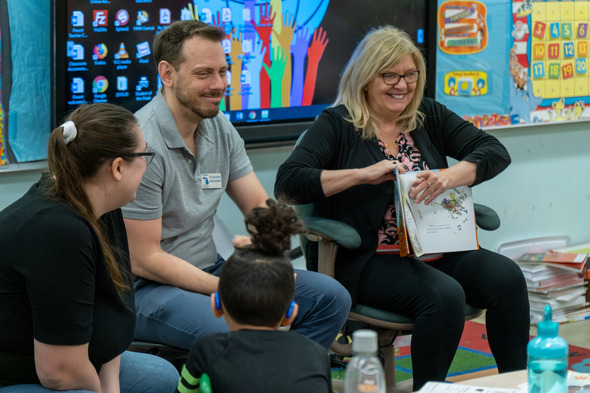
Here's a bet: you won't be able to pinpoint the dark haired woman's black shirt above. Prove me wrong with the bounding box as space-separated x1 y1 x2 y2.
0 180 135 385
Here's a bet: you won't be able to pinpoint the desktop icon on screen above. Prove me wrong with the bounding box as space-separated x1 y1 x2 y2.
136 41 151 58
137 10 150 26
222 8 232 22
115 10 130 27
67 41 84 60
93 76 109 93
242 8 251 23
71 78 85 94
200 8 212 24
93 10 108 27
93 44 108 60
71 11 84 27
180 7 192 21
115 42 129 59
160 9 171 25
136 76 150 92
117 77 128 91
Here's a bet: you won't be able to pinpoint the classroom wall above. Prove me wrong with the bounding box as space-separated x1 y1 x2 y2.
4 120 586 256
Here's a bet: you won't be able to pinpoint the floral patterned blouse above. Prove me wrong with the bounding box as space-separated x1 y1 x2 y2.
376 132 429 253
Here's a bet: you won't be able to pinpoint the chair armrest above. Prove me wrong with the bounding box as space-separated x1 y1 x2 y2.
301 217 361 278
474 203 500 231
302 217 361 249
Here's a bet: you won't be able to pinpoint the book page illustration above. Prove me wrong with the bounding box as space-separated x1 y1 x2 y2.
398 171 478 256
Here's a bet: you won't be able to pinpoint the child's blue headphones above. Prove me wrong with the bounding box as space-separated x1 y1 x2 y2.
214 292 295 319
214 291 222 311
286 300 295 319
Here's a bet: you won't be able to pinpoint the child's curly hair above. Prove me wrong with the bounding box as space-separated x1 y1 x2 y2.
244 199 306 256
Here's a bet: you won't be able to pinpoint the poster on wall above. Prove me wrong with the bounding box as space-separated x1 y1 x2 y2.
0 0 50 169
436 0 590 128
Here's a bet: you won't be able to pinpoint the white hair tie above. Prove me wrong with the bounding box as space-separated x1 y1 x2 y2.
61 121 78 145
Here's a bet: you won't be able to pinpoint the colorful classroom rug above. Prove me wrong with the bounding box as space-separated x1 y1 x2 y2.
331 321 590 383
394 320 497 383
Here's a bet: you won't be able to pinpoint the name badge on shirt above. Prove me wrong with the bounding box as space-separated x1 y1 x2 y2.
201 173 222 189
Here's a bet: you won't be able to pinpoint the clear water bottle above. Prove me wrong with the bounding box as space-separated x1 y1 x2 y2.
527 305 568 393
345 329 386 393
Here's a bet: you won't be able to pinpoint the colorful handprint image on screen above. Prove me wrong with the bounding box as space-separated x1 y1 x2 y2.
181 0 330 113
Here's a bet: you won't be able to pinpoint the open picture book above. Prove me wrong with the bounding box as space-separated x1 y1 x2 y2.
394 169 479 257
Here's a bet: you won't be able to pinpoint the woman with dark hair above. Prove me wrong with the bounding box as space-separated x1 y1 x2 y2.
0 103 179 392
275 26 530 390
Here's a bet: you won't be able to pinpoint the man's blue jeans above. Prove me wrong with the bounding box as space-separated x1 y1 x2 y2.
133 256 351 350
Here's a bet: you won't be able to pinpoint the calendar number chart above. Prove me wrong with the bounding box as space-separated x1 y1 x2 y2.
530 1 590 100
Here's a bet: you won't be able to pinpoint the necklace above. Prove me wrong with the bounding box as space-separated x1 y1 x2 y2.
381 140 398 148
377 125 404 148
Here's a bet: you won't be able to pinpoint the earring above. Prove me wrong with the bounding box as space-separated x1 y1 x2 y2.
214 292 222 311
286 301 295 319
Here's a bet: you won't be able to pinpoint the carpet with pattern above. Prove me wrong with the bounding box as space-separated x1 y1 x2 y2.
332 320 590 383
395 321 590 382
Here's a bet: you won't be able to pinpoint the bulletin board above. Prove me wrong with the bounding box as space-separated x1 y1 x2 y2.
436 0 590 128
0 0 50 171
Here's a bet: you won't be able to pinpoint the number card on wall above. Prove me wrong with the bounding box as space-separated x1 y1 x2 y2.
511 0 590 123
527 0 589 122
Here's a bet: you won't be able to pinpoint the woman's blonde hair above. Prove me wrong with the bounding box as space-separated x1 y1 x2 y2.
333 25 426 139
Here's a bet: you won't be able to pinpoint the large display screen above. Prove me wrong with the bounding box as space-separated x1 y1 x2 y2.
52 0 435 144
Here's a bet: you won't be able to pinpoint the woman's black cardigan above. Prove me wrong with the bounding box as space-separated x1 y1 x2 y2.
274 98 511 304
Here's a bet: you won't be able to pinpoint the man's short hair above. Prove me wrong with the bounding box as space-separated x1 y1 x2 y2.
153 19 225 69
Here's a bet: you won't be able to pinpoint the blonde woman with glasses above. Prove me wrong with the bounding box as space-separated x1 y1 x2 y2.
275 25 529 390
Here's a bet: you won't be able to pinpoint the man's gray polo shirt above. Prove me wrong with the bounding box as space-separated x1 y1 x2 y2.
122 91 253 269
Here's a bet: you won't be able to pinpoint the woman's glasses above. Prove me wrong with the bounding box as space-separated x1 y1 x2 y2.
381 70 420 86
124 144 155 165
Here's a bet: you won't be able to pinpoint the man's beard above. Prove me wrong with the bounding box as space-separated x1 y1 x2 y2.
177 88 224 119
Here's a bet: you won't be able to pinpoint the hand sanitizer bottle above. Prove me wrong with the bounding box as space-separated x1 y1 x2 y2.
527 305 568 393
345 329 386 393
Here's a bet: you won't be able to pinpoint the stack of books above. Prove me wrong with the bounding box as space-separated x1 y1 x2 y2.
515 249 589 324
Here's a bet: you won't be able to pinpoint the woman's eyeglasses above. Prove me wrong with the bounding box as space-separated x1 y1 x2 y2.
124 145 156 165
381 70 420 86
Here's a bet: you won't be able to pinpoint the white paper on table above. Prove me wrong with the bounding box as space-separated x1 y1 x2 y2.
417 381 525 393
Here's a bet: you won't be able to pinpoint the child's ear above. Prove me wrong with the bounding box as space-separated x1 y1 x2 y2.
280 303 299 327
210 293 224 318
